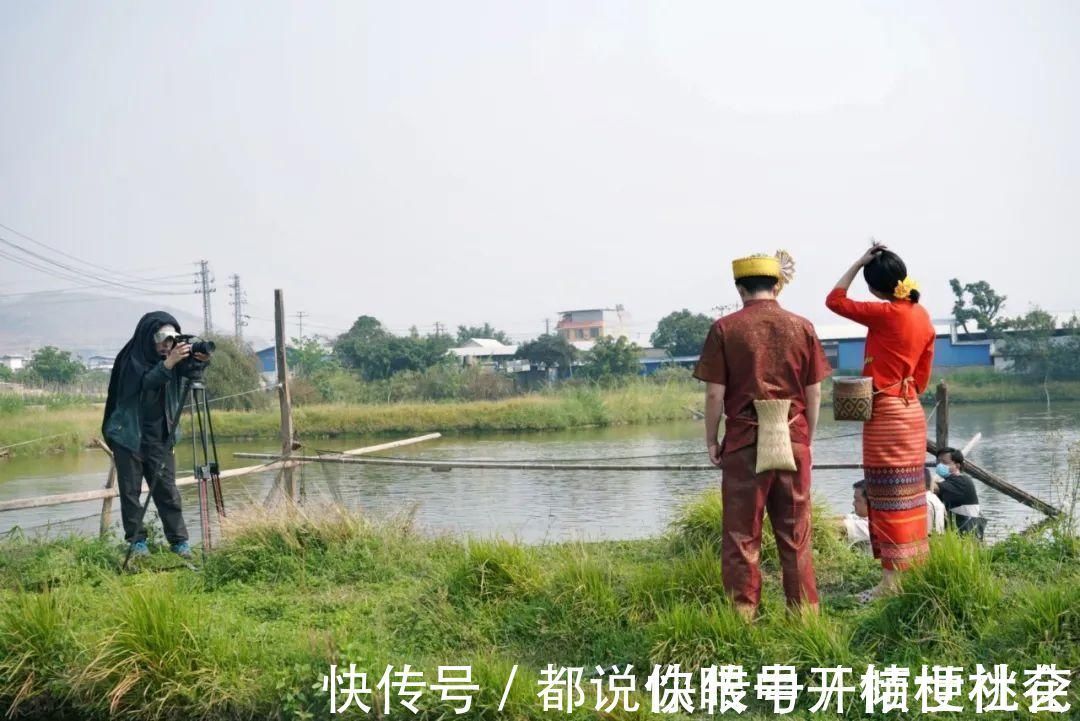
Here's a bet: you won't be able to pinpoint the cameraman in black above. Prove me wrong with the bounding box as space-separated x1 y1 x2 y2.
102 311 209 559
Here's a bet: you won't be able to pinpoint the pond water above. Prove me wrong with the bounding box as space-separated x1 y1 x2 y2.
2 402 1077 544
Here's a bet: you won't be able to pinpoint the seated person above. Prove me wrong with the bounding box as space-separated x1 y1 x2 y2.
841 480 871 550
933 447 987 539
925 467 946 535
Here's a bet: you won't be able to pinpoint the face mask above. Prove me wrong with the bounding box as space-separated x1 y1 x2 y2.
935 463 951 479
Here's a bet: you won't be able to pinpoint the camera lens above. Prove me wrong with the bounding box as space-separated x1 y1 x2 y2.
191 340 216 355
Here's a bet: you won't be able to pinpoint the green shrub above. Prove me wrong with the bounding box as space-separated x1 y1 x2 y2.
447 539 541 602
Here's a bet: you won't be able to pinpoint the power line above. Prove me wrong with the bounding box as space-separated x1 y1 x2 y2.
0 221 190 284
0 248 182 299
0 232 185 296
0 275 195 299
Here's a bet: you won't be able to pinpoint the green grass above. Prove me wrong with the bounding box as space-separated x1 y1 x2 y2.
1 493 1077 720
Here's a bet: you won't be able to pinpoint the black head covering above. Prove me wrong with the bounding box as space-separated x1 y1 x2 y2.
102 311 181 434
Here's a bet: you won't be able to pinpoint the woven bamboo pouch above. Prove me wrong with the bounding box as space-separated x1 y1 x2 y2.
753 399 797 473
833 376 873 421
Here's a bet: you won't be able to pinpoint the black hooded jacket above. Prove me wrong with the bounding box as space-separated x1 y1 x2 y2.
102 311 189 454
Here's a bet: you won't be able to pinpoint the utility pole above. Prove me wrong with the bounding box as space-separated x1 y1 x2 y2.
294 311 307 339
274 290 296 501
194 260 215 336
434 321 443 337
228 274 247 342
544 318 550 335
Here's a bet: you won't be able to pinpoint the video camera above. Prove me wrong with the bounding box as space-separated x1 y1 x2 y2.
174 333 215 380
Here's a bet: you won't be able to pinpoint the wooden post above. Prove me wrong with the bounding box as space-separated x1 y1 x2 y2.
274 289 296 501
935 382 949 450
93 439 117 537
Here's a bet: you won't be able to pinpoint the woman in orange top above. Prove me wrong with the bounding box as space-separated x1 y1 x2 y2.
826 244 935 600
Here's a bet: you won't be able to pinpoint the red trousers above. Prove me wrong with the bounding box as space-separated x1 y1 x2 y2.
721 442 818 609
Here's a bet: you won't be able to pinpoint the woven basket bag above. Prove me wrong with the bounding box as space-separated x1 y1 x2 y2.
833 376 873 422
753 399 798 473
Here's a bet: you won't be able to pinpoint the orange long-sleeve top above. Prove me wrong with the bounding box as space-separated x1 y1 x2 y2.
825 288 936 399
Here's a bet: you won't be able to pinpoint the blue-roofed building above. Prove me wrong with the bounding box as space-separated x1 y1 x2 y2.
255 345 305 380
255 346 277 375
815 320 993 372
638 350 700 376
644 319 1001 376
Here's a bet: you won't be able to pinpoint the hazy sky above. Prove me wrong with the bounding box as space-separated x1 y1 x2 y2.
2 1 1078 345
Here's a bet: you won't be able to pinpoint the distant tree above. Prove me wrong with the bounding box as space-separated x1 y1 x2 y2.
950 279 1007 336
334 316 392 380
333 316 453 381
26 346 84 384
651 309 714 357
996 309 1080 405
204 336 269 410
581 336 640 381
1057 316 1080 381
0 364 12 382
290 336 336 378
456 323 511 345
515 334 577 371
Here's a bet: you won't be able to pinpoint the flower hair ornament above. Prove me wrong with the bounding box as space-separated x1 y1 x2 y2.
775 249 796 293
894 276 919 300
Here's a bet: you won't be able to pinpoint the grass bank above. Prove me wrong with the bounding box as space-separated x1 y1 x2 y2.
921 369 1080 404
0 384 700 458
5 371 1080 459
1 493 1078 720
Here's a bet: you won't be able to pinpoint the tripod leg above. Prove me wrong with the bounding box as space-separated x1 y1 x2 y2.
194 388 213 551
203 393 226 518
198 469 211 551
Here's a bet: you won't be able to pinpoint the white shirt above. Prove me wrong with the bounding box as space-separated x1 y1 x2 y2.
842 513 871 547
926 491 946 535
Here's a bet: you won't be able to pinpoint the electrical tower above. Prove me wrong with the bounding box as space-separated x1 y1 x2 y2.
711 303 738 318
194 260 216 336
294 311 307 339
228 274 247 341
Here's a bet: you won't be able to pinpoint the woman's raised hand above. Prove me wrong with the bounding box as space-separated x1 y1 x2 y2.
856 242 888 267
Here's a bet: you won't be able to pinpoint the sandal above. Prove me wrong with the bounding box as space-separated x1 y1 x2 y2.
857 584 889 604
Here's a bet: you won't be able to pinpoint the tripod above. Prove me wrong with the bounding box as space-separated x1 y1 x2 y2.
121 378 226 570
189 380 226 552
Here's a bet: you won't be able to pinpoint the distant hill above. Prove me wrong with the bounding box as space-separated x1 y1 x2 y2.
0 293 203 358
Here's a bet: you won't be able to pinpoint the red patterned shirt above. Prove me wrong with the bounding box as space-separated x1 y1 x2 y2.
825 288 935 398
693 299 832 453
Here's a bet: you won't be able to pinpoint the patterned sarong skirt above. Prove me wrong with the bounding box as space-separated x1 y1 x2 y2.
862 394 929 570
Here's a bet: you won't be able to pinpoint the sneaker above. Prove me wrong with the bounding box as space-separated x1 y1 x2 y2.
170 541 193 559
129 540 150 558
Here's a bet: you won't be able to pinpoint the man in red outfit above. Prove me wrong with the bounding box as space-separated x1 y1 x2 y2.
694 252 831 619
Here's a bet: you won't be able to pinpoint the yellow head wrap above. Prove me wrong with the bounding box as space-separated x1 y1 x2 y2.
732 250 796 292
894 276 919 300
